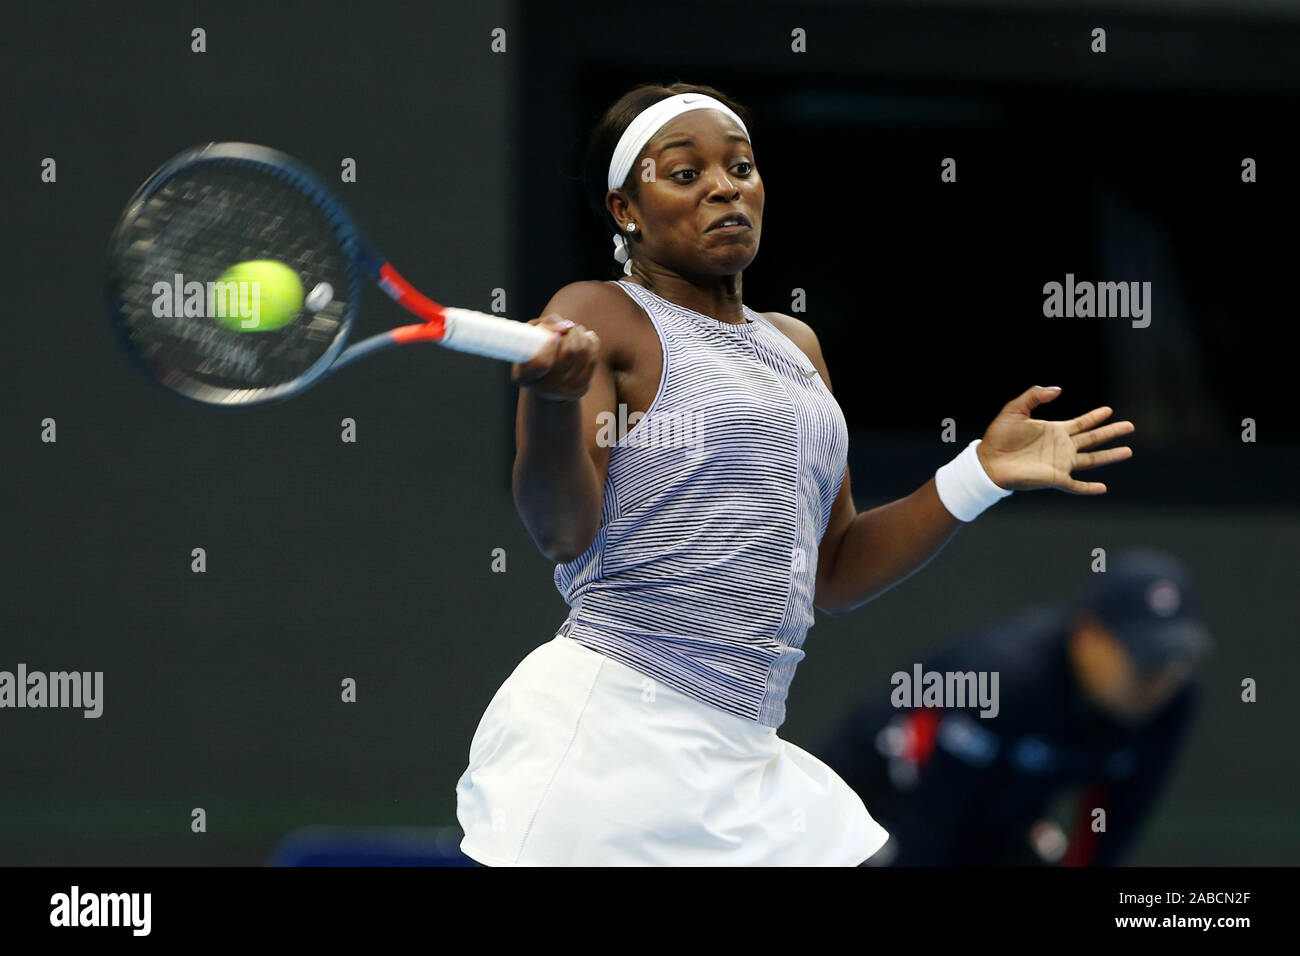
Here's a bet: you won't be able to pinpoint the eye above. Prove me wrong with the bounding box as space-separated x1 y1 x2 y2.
733 161 754 176
670 168 698 183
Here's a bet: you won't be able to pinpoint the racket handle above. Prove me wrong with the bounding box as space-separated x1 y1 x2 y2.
441 308 553 363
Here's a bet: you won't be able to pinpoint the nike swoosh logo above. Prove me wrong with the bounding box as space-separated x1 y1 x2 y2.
799 368 819 379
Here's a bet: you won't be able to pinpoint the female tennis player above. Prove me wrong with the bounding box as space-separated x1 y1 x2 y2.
454 82 1134 866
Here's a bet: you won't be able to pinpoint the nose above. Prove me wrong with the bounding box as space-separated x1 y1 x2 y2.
704 167 741 201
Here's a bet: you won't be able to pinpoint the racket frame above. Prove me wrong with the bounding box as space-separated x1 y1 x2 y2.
107 142 547 407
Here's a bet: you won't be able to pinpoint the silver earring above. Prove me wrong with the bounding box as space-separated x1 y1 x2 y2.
626 222 637 233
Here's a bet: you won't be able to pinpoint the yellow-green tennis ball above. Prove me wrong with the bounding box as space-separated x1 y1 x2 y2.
210 260 303 332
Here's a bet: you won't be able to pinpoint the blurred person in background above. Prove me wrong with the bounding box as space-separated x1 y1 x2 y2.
820 550 1211 866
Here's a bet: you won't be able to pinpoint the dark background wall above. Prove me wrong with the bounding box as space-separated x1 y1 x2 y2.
3 0 1296 864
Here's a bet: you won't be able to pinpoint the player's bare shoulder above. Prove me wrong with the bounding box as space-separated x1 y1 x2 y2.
760 310 828 378
542 279 647 370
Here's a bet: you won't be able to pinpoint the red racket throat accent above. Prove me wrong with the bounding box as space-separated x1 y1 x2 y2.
378 263 448 342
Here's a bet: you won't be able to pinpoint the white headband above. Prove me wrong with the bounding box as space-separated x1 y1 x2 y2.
606 93 750 191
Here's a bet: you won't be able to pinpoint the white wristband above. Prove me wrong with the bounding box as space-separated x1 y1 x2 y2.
934 439 1012 522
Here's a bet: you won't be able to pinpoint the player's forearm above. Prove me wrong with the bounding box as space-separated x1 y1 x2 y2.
815 478 963 615
512 393 603 563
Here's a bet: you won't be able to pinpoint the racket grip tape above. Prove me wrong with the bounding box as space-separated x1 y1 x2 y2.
441 308 553 363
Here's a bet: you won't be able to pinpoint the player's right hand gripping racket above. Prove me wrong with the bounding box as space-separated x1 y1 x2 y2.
106 142 554 406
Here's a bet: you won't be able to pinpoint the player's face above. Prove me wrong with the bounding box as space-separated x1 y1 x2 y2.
620 110 763 277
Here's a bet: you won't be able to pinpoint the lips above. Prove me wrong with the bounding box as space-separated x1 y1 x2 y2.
705 213 752 232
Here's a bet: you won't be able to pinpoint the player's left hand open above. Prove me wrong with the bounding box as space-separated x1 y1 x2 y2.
975 386 1135 494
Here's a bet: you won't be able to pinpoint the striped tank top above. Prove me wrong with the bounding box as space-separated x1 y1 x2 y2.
554 280 849 729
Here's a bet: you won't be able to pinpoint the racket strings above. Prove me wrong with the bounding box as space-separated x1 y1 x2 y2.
109 162 356 402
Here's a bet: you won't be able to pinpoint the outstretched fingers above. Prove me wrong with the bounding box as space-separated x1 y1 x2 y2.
1063 477 1109 495
1066 405 1115 435
1072 445 1133 471
1073 418 1135 450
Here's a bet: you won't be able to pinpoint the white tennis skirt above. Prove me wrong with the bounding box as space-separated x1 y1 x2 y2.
455 634 889 866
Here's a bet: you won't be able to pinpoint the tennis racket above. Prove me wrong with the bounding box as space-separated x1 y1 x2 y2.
105 142 554 406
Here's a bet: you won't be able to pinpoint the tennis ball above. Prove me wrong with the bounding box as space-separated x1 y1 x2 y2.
210 260 303 332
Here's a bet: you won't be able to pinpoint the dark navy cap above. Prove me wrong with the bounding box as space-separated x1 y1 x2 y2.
1074 550 1213 670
